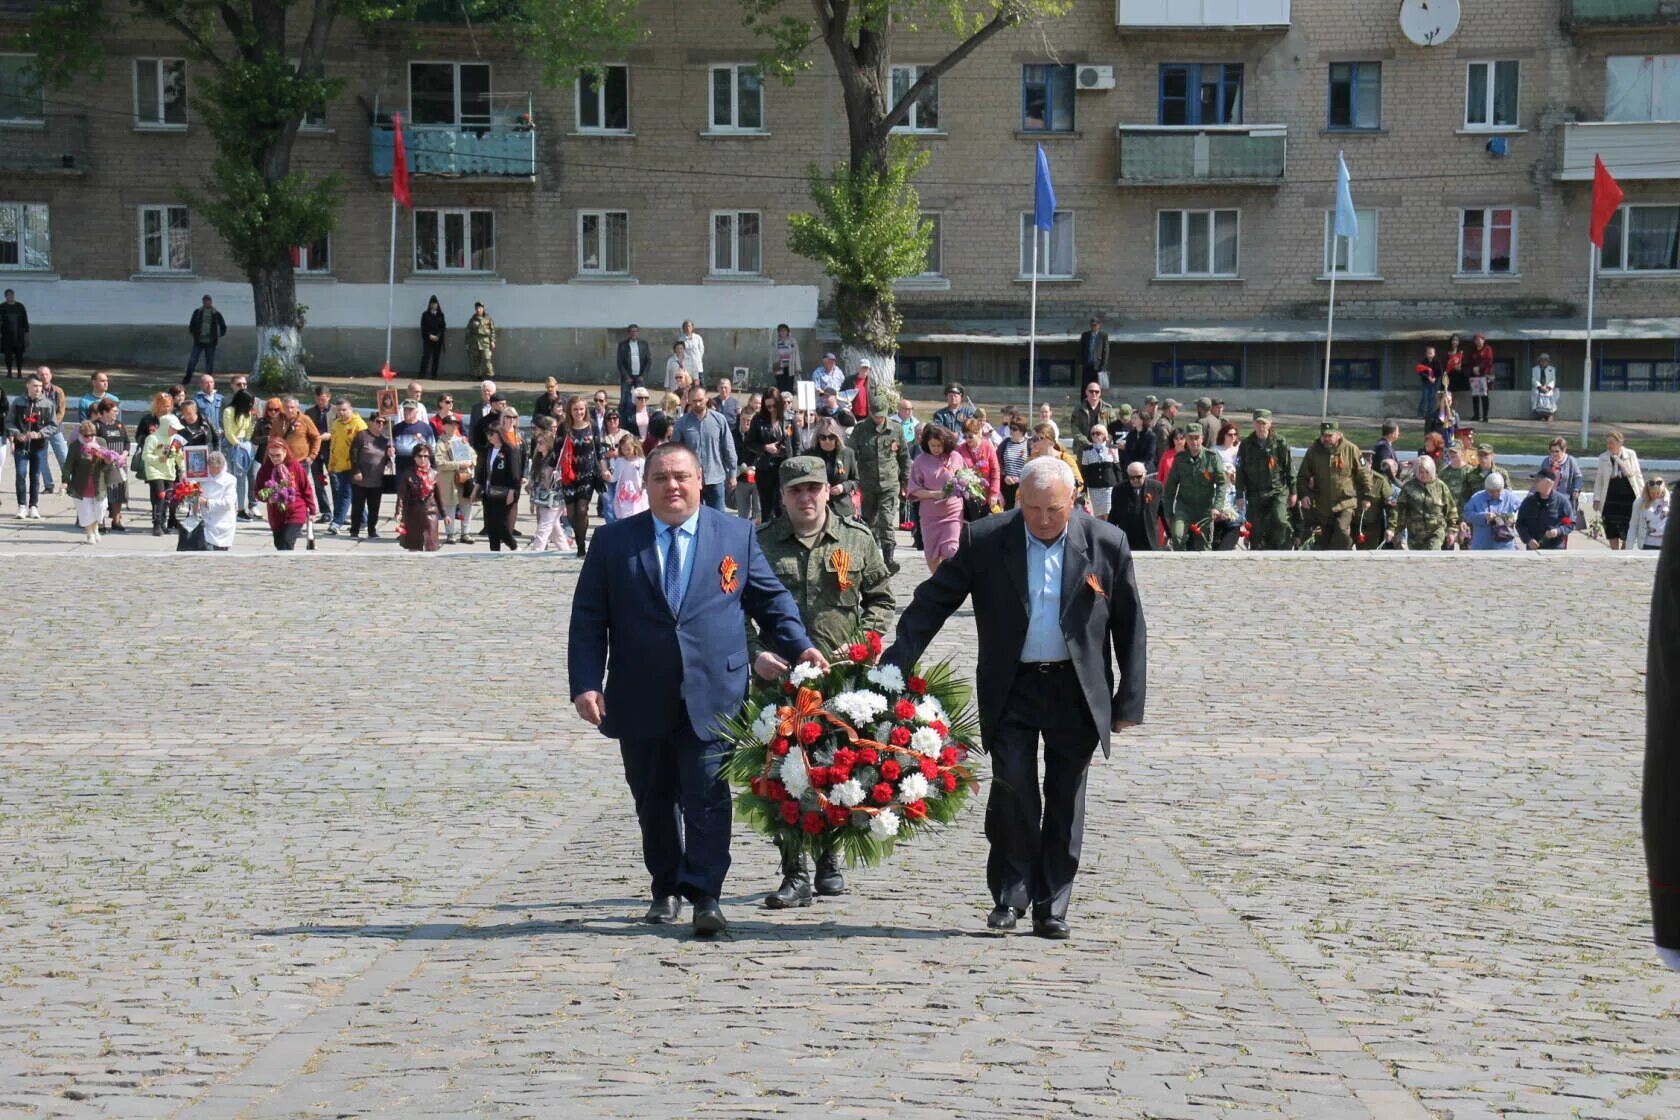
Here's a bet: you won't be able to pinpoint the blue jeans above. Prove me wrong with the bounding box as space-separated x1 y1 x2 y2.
701 482 727 511
13 443 46 506
330 470 354 526
1418 380 1438 421
185 342 218 382
38 428 67 488
228 441 255 508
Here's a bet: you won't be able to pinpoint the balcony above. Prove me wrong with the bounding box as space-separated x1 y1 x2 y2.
1554 120 1680 180
369 95 537 181
0 113 90 175
1115 124 1287 186
1563 0 1680 28
1116 0 1290 30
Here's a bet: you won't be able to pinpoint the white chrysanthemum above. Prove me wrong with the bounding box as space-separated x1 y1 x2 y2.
866 664 906 693
749 706 780 746
868 809 900 840
896 772 930 803
914 698 946 724
789 662 825 686
828 689 889 725
780 751 810 798
910 727 944 755
829 779 865 808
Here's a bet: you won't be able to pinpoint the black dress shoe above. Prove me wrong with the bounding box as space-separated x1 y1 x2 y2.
1032 917 1071 940
643 896 682 924
692 900 728 936
986 905 1022 932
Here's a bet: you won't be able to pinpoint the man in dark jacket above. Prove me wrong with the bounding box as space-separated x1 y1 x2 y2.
184 295 228 385
1077 316 1109 387
616 324 652 418
0 288 27 378
1646 518 1680 973
1108 461 1165 551
1516 468 1575 550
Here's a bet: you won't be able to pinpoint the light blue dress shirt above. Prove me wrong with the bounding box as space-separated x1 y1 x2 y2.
1021 523 1070 663
655 508 703 604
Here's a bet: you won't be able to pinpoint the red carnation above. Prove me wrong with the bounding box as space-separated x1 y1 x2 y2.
871 782 894 805
807 765 830 788
1242 521 1252 531
826 804 851 828
779 800 801 825
939 746 959 766
801 810 825 835
828 764 851 784
770 737 790 758
939 772 959 794
848 642 869 663
831 747 857 769
1190 523 1203 536
1357 532 1368 544
919 758 938 781
889 726 912 748
893 699 917 721
783 682 796 695
907 676 928 695
858 747 879 766
905 800 928 820
1561 516 1575 527
866 631 883 655
798 720 822 745
880 759 901 781
766 780 789 802
930 720 948 737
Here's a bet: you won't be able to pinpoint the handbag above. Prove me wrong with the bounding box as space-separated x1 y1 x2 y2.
455 467 472 485
484 484 512 501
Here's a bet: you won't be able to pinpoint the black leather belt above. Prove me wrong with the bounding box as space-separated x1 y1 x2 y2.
1020 660 1073 673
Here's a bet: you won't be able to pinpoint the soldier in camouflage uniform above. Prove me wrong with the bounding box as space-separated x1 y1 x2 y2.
751 455 895 909
1438 441 1472 508
1463 443 1504 506
1294 420 1374 550
1390 454 1458 550
1233 408 1294 550
465 302 496 379
1163 423 1224 551
848 398 910 573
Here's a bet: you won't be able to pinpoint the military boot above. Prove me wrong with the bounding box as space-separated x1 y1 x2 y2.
814 849 847 896
882 540 899 576
764 839 812 909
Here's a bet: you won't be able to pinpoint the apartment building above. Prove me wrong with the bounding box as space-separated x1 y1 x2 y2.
1 0 1677 418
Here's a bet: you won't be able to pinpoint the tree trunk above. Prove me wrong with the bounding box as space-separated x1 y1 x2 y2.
249 260 309 392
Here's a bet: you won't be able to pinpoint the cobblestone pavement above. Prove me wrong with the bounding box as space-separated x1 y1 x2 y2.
1 553 1674 1119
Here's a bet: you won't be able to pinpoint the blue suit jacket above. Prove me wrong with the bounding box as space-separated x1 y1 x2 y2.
568 505 813 742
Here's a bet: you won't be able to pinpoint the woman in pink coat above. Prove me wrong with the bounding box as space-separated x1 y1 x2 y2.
957 417 1002 510
907 423 965 573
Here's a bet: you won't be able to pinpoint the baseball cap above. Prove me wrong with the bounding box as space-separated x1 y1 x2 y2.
1143 395 1159 406
824 352 837 361
869 398 888 416
858 357 872 369
1320 420 1340 433
1164 398 1182 410
488 393 507 403
1196 396 1213 409
780 456 828 489
1475 442 1493 454
1253 408 1273 421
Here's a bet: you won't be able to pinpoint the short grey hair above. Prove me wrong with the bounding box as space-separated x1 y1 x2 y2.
206 451 227 470
480 380 496 393
1414 455 1436 480
1485 472 1506 491
1020 455 1076 494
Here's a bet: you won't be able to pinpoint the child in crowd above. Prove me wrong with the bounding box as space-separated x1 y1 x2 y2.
613 436 649 520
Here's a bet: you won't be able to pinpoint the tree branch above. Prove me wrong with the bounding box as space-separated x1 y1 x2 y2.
877 4 1019 133
163 13 226 67
299 0 337 72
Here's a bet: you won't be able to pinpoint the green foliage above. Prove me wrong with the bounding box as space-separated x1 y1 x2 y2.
255 355 287 390
482 0 645 89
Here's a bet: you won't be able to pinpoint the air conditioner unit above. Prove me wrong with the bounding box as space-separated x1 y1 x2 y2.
1077 65 1115 91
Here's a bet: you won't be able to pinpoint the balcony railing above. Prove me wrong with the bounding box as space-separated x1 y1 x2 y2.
369 94 537 180
0 113 90 175
1115 124 1287 185
1564 0 1680 27
1555 120 1680 180
1116 0 1290 29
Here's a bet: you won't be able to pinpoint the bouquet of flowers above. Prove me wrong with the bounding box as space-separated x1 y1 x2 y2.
166 480 202 506
720 630 982 866
945 467 993 520
85 443 126 468
257 481 299 511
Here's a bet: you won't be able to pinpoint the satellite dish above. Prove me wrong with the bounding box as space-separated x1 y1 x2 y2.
1399 0 1460 46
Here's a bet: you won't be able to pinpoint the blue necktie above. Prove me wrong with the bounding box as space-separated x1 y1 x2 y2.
663 525 685 615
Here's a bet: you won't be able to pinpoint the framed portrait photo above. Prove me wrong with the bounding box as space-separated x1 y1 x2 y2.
375 388 399 418
183 445 210 479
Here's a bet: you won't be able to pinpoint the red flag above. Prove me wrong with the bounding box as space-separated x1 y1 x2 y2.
1589 155 1623 249
391 112 413 210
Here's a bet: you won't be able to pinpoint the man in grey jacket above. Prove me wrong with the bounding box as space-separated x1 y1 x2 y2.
674 383 737 512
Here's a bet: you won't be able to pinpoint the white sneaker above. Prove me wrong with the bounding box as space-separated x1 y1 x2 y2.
13 508 25 520
27 506 41 520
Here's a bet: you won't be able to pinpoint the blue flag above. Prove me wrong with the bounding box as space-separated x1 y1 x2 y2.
1333 151 1358 240
1034 144 1057 232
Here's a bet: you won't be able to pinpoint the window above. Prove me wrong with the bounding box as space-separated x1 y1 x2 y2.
0 203 50 270
1323 208 1379 277
1459 208 1516 275
577 65 629 132
709 64 764 131
1327 358 1380 389
291 60 327 130
139 205 190 272
0 54 43 123
1328 62 1381 130
1021 64 1075 133
1464 60 1519 129
134 58 187 128
1019 358 1076 387
898 356 943 386
1606 56 1680 122
1490 358 1517 391
414 208 495 273
919 213 943 276
710 210 761 275
291 236 330 274
410 62 490 129
1157 209 1239 277
1019 211 1074 278
578 209 629 275
1597 359 1680 392
1600 204 1680 273
889 65 940 132
1159 63 1243 126
1151 360 1242 389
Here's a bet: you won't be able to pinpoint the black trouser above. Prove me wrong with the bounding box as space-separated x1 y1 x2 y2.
350 485 383 534
2 348 22 377
566 496 592 555
271 523 302 551
987 664 1098 922
310 458 329 516
147 479 172 530
755 460 782 520
482 495 517 550
418 338 443 378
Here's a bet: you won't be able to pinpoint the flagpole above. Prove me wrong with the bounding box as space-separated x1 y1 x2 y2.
384 193 398 368
1321 236 1339 424
1027 231 1039 419
1580 240 1598 452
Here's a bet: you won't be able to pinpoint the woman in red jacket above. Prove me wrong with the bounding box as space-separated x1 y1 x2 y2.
253 439 318 551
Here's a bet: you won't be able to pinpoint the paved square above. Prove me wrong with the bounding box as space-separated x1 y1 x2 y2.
1 553 1674 1119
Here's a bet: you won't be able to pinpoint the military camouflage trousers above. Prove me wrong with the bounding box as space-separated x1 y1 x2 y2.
1245 491 1292 550
859 488 900 552
470 347 494 378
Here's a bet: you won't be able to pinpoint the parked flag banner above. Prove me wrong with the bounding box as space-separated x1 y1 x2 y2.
1333 151 1358 240
1034 144 1056 232
391 113 413 210
1589 155 1623 249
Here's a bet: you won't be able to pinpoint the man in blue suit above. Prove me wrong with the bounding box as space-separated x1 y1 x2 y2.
569 442 827 936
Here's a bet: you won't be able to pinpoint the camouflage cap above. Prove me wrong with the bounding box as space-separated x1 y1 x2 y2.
1196 396 1214 409
1253 408 1273 421
1320 420 1340 433
780 456 829 489
1475 442 1494 454
1180 420 1204 436
1115 403 1134 418
1142 394 1160 406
